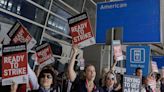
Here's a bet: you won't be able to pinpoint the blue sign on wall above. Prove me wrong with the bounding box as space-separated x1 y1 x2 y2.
152 56 164 69
126 46 150 76
96 0 160 44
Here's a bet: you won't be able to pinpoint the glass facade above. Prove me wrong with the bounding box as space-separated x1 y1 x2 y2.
61 0 84 12
51 3 72 19
0 0 47 25
0 0 97 77
0 11 43 44
32 0 51 9
0 0 73 45
47 14 70 35
83 0 96 33
45 29 72 43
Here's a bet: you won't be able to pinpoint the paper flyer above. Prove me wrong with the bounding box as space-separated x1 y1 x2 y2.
36 43 54 68
113 45 123 61
151 61 159 73
68 12 95 48
2 43 28 85
5 21 36 51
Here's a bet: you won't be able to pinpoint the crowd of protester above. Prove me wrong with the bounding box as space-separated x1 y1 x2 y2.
1 45 164 92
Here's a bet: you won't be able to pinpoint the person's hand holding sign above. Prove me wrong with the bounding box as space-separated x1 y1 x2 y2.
10 81 18 92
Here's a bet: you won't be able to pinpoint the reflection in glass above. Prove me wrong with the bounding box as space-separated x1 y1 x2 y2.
0 12 43 45
42 37 63 56
62 0 84 12
0 0 47 25
83 0 96 32
45 29 72 44
51 3 72 19
47 14 70 35
32 0 51 9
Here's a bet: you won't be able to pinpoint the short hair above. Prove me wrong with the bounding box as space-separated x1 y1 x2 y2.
135 67 142 74
38 67 57 87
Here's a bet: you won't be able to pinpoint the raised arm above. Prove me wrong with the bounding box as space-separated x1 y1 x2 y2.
111 59 118 72
68 45 78 82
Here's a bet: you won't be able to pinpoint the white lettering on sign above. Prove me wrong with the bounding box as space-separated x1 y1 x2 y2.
73 32 92 42
100 3 127 10
4 55 24 64
13 30 31 43
71 22 87 34
38 48 49 56
4 67 26 76
69 14 87 24
37 48 52 63
124 76 141 92
4 55 25 69
124 77 140 83
124 88 139 92
39 54 51 62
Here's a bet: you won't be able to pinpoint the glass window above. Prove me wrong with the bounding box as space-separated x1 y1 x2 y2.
54 58 66 73
62 0 84 12
0 0 22 14
0 11 43 45
47 14 70 35
0 0 47 25
93 0 104 3
45 29 72 43
20 1 47 25
42 37 72 58
42 37 63 56
83 0 96 33
51 3 72 19
0 0 5 8
31 0 51 9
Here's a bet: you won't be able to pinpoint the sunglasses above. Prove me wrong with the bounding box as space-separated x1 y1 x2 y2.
106 77 115 80
40 74 53 79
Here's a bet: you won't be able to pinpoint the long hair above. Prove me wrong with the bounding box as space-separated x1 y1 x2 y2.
83 64 95 76
103 71 117 87
84 64 95 72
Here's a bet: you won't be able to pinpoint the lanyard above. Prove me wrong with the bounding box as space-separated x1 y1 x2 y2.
85 80 96 92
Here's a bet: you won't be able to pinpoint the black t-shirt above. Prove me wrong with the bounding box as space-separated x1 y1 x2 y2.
70 76 102 92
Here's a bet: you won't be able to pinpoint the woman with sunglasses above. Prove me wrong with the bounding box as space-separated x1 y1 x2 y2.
28 65 60 92
102 71 121 92
36 66 60 92
10 65 60 92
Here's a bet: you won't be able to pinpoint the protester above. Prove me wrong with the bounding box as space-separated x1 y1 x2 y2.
145 72 156 92
160 78 164 92
10 65 61 92
61 70 72 92
28 64 39 90
58 63 72 92
99 67 109 87
102 71 121 92
8 63 39 92
68 45 102 92
32 65 61 92
135 67 143 79
156 73 161 92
